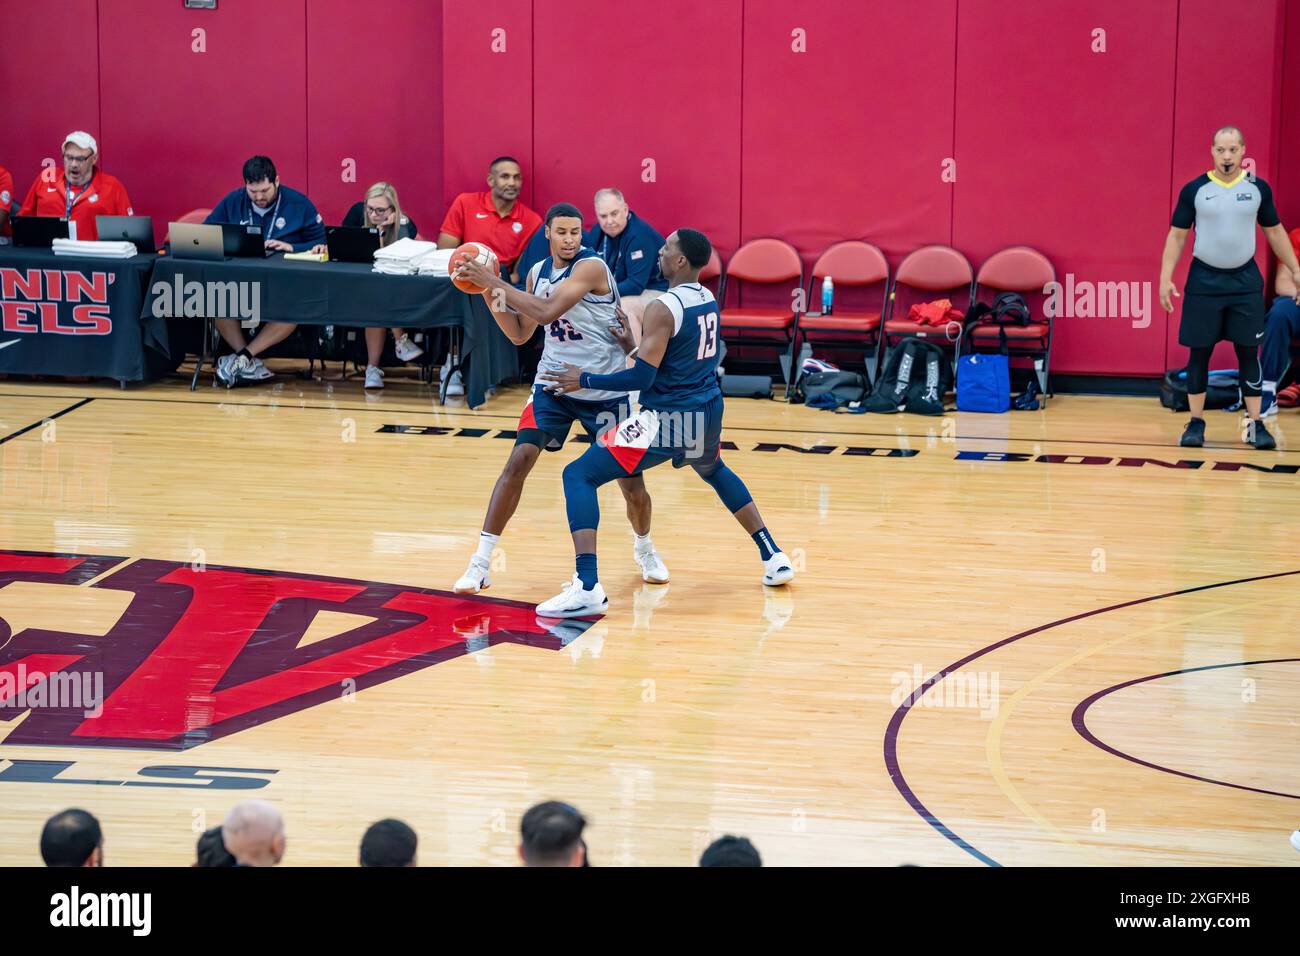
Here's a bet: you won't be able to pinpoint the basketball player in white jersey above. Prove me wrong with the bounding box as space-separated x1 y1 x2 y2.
449 202 669 595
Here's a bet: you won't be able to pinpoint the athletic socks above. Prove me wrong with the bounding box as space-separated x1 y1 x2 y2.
473 531 499 566
752 528 780 561
633 532 655 555
576 553 599 590
238 348 253 360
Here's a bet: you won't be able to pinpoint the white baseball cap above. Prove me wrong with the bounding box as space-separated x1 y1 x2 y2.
63 131 98 154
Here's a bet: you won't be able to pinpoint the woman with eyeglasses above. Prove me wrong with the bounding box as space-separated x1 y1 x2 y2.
314 182 424 389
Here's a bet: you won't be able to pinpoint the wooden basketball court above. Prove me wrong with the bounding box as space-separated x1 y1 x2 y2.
2 366 1298 867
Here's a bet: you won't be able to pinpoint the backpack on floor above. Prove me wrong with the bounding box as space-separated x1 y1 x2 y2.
800 370 869 409
1159 367 1241 412
865 336 951 415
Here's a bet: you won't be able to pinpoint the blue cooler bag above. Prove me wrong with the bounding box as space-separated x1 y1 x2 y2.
956 353 1010 412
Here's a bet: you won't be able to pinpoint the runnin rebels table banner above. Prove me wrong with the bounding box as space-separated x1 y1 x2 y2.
0 248 166 381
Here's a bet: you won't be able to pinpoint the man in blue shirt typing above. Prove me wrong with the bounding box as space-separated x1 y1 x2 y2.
207 155 325 386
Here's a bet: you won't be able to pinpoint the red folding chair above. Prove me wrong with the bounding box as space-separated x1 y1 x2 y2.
882 244 974 374
698 248 723 299
718 238 803 383
791 241 889 395
962 245 1056 401
162 207 212 245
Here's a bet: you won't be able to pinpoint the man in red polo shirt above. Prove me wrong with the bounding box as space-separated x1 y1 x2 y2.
19 132 133 241
437 156 542 395
0 163 14 239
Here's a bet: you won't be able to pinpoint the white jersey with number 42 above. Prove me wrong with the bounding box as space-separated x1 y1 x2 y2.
528 247 628 402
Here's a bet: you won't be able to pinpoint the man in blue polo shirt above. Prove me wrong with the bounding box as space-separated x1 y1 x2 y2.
585 188 666 338
207 155 325 386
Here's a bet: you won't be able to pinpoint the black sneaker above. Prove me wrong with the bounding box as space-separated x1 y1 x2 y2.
1179 417 1206 448
1247 419 1277 450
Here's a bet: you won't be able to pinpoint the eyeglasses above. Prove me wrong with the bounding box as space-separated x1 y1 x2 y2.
366 205 393 216
63 153 92 164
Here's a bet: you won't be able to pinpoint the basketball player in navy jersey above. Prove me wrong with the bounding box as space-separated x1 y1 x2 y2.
537 228 793 617
449 202 669 594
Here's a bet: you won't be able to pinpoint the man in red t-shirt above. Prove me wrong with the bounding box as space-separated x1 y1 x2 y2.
436 156 543 395
0 164 14 238
19 131 133 241
1259 225 1300 415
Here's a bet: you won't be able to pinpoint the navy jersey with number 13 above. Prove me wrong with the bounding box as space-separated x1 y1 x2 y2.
639 282 722 411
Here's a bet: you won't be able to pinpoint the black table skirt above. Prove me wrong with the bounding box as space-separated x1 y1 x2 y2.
143 255 518 407
0 248 165 381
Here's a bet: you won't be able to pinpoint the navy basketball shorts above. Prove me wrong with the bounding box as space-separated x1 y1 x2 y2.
515 385 631 452
597 395 725 476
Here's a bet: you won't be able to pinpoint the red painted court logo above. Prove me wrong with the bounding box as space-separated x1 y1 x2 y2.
0 550 578 749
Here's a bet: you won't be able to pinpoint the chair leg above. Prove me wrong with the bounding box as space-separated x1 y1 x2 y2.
191 317 210 391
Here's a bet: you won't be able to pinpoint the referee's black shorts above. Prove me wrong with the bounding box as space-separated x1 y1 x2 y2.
1178 292 1266 348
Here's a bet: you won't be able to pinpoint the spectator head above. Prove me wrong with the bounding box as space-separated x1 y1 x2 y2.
359 818 418 867
193 825 236 868
40 808 103 867
699 835 762 867
593 188 629 238
487 156 522 205
1211 126 1245 178
544 203 585 264
221 800 286 867
518 801 587 867
363 182 404 245
659 228 712 283
62 131 97 186
241 155 280 209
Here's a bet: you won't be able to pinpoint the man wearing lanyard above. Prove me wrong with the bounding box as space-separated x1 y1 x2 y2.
584 188 667 340
18 132 133 241
206 156 326 386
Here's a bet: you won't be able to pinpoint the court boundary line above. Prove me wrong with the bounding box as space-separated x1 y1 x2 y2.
1073 658 1300 802
0 389 1292 454
883 568 1300 867
0 398 95 445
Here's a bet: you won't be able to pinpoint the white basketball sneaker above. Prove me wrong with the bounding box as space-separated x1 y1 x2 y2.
536 575 608 618
634 546 669 584
453 559 490 594
394 334 424 362
762 552 795 586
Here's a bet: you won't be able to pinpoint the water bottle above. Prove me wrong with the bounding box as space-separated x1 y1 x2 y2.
821 276 834 315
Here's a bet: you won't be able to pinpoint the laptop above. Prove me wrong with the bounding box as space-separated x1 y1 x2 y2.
326 225 381 263
96 215 155 253
219 223 269 258
169 222 269 260
13 216 70 248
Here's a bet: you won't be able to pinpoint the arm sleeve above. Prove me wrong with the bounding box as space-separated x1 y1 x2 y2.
580 357 659 392
439 195 464 238
1171 180 1198 229
1256 179 1280 228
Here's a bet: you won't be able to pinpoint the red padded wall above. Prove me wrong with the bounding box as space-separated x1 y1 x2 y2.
953 0 1179 376
742 0 956 261
530 0 743 255
441 0 533 213
306 0 443 234
97 0 308 245
1166 0 1287 370
0 1 101 210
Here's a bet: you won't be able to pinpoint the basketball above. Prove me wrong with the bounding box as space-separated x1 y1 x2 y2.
449 242 499 294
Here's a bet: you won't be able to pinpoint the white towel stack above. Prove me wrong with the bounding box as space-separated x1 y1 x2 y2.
372 237 439 275
52 238 138 259
416 248 455 276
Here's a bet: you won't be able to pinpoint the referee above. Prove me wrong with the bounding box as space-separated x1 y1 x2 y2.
1159 126 1300 449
